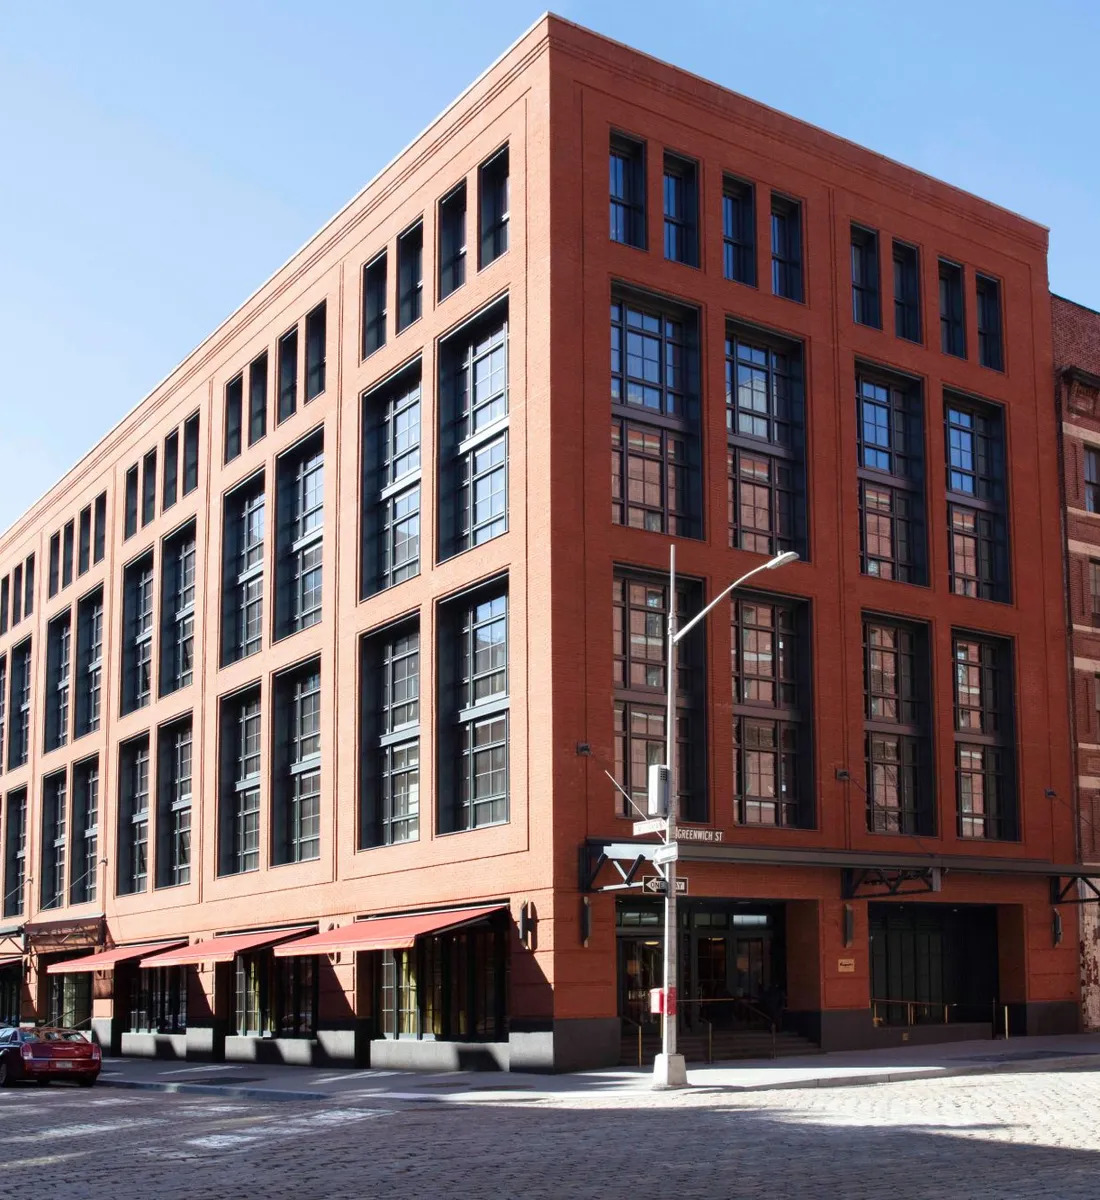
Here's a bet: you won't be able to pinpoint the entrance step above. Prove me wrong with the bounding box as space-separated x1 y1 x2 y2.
619 1028 820 1067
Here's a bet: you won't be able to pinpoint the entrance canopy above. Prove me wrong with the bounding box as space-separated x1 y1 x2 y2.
139 928 313 968
46 941 186 975
273 906 507 957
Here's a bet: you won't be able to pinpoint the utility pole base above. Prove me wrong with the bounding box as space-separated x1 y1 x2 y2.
652 1052 689 1089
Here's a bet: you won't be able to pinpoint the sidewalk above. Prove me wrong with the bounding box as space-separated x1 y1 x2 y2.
95 1032 1100 1104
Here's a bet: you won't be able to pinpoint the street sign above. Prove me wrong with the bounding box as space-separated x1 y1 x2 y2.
641 875 688 895
652 842 679 865
632 818 668 837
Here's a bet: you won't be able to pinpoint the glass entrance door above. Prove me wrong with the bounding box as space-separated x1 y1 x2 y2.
618 937 663 1029
731 934 770 1000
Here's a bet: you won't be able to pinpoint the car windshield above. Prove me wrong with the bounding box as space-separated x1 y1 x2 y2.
22 1030 87 1043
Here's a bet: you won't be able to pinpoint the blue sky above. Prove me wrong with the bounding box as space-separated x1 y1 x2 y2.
2 0 1098 533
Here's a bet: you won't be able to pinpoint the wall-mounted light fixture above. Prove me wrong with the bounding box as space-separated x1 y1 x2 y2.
580 897 592 947
1052 909 1063 947
843 903 855 948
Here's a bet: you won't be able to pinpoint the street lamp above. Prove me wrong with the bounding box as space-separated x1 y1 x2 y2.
653 545 799 1089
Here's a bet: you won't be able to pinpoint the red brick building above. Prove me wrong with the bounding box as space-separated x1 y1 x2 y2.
0 16 1081 1071
1052 294 1100 1030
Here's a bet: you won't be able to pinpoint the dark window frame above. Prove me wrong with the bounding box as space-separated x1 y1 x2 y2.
478 146 509 268
159 523 196 696
362 253 388 358
117 736 151 895
939 259 966 357
397 221 424 332
439 182 468 299
221 474 266 665
273 660 322 865
770 194 803 302
722 176 756 286
275 432 324 638
662 152 699 267
610 133 646 249
219 686 262 876
893 241 922 343
976 273 1004 371
851 224 881 329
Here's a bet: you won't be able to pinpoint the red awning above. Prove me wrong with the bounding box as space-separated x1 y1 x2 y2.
273 905 508 957
0 955 21 969
46 941 186 975
139 928 313 968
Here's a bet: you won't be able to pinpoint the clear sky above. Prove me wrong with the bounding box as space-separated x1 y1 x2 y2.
2 0 1098 534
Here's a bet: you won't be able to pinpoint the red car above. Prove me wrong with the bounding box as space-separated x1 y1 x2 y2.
0 1027 101 1087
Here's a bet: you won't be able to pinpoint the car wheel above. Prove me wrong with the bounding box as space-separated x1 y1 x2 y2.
76 1076 96 1088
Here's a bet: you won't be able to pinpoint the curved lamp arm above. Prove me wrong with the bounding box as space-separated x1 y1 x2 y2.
672 550 799 646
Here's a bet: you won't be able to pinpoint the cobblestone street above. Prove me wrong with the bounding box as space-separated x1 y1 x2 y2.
2 1067 1099 1199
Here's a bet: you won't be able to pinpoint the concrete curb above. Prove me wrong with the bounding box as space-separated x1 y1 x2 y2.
97 1077 329 1103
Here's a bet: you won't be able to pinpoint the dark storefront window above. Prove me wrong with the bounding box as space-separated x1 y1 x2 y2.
48 972 91 1029
234 954 315 1038
130 967 188 1034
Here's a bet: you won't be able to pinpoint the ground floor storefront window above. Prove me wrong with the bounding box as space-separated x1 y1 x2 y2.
130 966 187 1033
379 922 506 1041
0 965 19 1025
234 953 316 1037
48 972 90 1029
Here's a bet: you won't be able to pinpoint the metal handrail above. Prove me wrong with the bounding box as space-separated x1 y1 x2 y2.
681 996 778 1059
620 1015 644 1066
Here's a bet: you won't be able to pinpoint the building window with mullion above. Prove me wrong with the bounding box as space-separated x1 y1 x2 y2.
893 241 921 342
863 618 933 835
361 623 420 847
439 302 508 560
305 302 326 400
726 326 806 556
274 662 321 864
219 688 261 875
663 153 698 266
40 772 67 911
397 221 424 331
70 757 98 906
614 573 706 823
439 587 509 832
953 633 1016 840
222 476 265 664
478 146 509 267
248 352 268 445
157 719 192 887
945 398 1009 601
118 736 150 895
1086 448 1100 514
976 274 1003 371
939 259 966 357
611 294 701 537
732 595 811 828
0 656 6 769
45 612 72 752
3 788 27 918
122 553 155 713
856 371 926 583
722 177 755 285
160 524 196 695
851 225 881 328
439 182 467 298
362 366 421 595
610 134 646 248
7 641 31 770
276 434 324 637
277 327 298 423
770 194 803 302
362 254 387 357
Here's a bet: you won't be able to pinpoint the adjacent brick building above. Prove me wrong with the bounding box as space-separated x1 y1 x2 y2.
0 16 1082 1071
1052 293 1100 1030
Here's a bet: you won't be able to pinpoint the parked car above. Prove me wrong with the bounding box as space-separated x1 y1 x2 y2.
0 1027 101 1087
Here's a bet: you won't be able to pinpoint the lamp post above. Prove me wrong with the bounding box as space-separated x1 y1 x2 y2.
652 545 799 1090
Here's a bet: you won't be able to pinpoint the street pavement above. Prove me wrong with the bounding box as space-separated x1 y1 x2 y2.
1 1055 1099 1197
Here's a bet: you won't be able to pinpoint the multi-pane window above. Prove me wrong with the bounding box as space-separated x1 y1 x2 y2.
75 588 103 737
48 533 60 598
0 656 5 770
732 596 810 827
0 578 7 635
235 955 272 1036
12 565 21 625
305 302 326 401
78 506 91 574
893 241 921 342
277 328 298 423
142 450 157 526
276 434 324 636
851 225 881 328
163 430 179 510
439 302 508 558
124 465 139 539
3 788 26 918
440 589 509 832
131 966 187 1034
222 475 265 664
219 688 261 876
45 612 72 752
7 641 31 771
1090 562 1100 620
70 758 98 906
856 372 926 583
40 773 67 910
157 720 192 887
225 374 244 463
248 352 268 446
397 221 424 331
362 253 387 357
60 524 73 590
361 624 420 847
976 274 1004 371
183 414 199 495
770 195 803 302
610 134 646 248
863 619 933 835
439 182 468 298
362 367 421 594
118 737 150 895
613 575 706 823
161 525 196 695
663 153 698 266
953 634 1016 839
945 399 1009 601
726 327 805 555
1086 448 1100 514
274 662 321 864
722 177 755 286
611 295 701 537
939 259 966 357
93 492 107 560
478 146 509 267
122 553 155 713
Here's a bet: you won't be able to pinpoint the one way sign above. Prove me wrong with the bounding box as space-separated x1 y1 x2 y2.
641 875 688 895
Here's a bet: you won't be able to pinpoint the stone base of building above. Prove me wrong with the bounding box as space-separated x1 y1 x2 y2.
121 1032 187 1059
